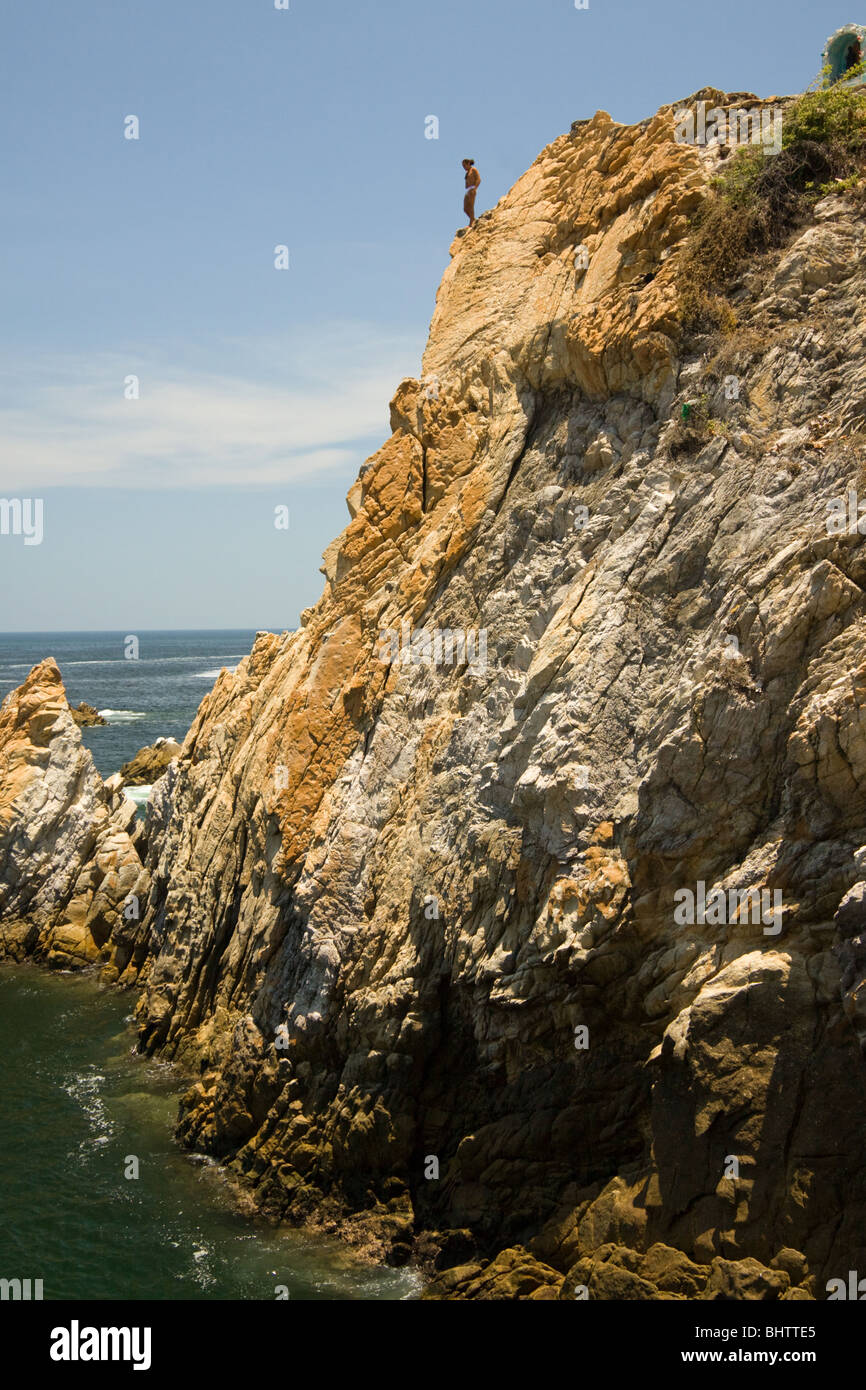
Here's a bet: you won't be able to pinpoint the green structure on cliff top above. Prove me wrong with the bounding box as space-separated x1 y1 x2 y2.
823 24 866 81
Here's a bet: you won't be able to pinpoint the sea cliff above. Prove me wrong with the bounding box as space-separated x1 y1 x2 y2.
4 90 866 1299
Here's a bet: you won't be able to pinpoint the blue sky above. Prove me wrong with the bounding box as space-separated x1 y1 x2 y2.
0 0 845 630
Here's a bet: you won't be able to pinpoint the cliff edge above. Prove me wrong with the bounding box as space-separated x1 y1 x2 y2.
4 93 866 1298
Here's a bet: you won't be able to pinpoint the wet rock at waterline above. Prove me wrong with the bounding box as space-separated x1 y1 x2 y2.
120 738 183 787
69 700 107 727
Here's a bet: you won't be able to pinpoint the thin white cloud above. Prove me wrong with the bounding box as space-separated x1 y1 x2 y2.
0 322 423 489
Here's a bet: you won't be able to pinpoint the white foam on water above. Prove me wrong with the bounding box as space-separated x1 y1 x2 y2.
193 667 238 678
124 785 152 807
62 1067 115 1153
98 709 147 721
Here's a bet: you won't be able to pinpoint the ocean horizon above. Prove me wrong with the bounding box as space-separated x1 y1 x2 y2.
0 629 290 780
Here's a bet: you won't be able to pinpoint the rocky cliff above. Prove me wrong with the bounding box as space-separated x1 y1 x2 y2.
5 91 866 1299
0 659 148 972
119 737 183 787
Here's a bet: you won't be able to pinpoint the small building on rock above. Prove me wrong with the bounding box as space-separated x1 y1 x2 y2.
823 24 866 82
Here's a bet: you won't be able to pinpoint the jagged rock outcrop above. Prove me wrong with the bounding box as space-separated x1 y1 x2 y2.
0 660 149 974
5 94 866 1298
120 738 183 786
69 700 106 727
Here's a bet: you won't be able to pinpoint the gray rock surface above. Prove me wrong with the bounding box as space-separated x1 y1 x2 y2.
4 101 866 1298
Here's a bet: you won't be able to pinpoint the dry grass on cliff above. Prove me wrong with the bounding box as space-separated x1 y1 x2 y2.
704 325 773 387
679 71 866 332
679 143 839 330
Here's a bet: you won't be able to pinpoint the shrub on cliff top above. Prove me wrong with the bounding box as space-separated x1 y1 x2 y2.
680 66 866 330
783 63 866 155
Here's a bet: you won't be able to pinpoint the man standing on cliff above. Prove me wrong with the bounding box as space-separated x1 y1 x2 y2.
462 158 481 227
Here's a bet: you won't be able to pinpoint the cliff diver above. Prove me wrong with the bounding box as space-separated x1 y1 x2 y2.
462 158 481 227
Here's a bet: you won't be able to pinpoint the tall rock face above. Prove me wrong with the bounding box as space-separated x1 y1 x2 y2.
5 94 866 1297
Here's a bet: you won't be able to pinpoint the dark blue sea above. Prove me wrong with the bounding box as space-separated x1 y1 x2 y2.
0 630 261 779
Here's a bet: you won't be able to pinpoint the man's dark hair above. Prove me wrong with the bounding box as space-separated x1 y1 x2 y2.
463 158 475 165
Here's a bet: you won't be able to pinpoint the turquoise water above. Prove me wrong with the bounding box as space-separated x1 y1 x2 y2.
0 965 419 1301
